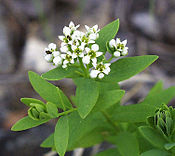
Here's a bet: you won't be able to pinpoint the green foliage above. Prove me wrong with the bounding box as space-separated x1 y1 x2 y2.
54 116 69 156
11 116 49 131
144 81 163 99
140 149 170 156
74 78 99 118
40 133 54 148
96 19 119 53
28 71 72 109
46 102 59 118
42 66 80 81
67 111 110 150
110 104 157 123
95 148 121 156
138 126 167 149
11 19 175 156
21 98 45 107
108 132 139 156
92 89 125 112
103 55 158 82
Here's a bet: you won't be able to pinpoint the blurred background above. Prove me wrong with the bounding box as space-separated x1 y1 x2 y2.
0 0 175 155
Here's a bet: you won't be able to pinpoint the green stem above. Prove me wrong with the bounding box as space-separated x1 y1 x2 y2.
78 57 88 77
57 108 77 117
101 110 119 132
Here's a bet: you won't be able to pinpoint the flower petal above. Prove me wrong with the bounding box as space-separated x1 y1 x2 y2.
114 51 120 57
82 55 90 64
98 73 104 79
90 70 100 78
91 44 99 51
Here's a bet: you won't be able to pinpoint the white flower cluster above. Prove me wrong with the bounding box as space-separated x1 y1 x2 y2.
109 38 128 57
44 21 128 79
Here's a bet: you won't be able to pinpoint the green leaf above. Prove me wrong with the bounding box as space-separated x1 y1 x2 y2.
97 81 120 93
95 148 121 156
21 98 45 107
138 126 167 149
110 104 157 123
73 128 104 149
164 142 175 150
54 116 69 156
141 87 175 107
108 132 139 156
103 55 158 82
141 149 170 156
56 87 72 110
74 78 99 118
92 90 125 112
46 102 59 118
145 81 163 100
67 111 110 150
40 133 54 148
11 116 49 131
41 66 80 81
96 19 119 52
28 71 70 109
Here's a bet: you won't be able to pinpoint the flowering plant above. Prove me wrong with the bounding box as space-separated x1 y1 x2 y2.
11 19 175 156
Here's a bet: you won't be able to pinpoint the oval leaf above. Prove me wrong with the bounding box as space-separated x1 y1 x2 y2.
11 116 49 131
92 89 125 112
54 116 69 156
103 55 158 82
74 78 99 119
42 66 80 81
28 71 71 109
141 149 170 156
138 126 167 149
21 98 45 107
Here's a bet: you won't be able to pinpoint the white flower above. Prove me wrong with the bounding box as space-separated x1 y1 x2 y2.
90 62 111 79
71 42 86 58
82 44 103 64
53 56 62 66
44 54 53 62
109 39 116 49
69 21 80 31
89 33 99 40
48 43 57 51
60 45 69 53
98 73 104 79
114 51 120 57
61 52 75 68
63 26 71 36
85 24 100 41
44 43 57 62
90 70 100 78
52 51 60 57
109 38 128 57
85 24 100 34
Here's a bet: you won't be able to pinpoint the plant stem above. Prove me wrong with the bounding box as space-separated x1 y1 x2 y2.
57 108 77 117
101 110 119 132
78 57 88 77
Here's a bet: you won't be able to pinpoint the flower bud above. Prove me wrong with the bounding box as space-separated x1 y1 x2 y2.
28 103 51 120
148 104 175 138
